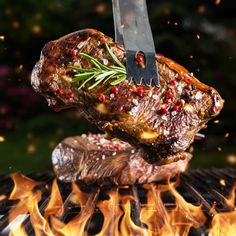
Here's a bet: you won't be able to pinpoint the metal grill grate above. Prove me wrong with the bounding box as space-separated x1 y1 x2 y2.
0 168 236 235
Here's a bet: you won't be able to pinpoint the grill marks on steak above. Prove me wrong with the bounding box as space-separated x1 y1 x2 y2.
52 134 191 185
31 28 223 164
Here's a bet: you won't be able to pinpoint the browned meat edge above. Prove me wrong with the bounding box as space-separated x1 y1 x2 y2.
52 134 191 185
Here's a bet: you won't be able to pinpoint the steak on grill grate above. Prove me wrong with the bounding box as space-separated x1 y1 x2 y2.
31 28 223 164
52 134 191 185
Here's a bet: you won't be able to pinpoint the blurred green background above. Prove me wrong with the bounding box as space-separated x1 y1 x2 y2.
0 0 235 174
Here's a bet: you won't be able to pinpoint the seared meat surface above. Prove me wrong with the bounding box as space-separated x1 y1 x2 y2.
52 134 191 185
32 28 223 164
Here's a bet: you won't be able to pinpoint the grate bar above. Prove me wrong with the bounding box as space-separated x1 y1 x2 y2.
130 185 148 233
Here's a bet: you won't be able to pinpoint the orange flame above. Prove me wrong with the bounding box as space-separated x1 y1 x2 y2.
9 173 39 200
44 179 64 219
119 195 147 236
209 183 236 235
140 181 206 236
5 173 236 236
50 182 100 236
209 211 236 235
97 189 122 236
8 173 54 236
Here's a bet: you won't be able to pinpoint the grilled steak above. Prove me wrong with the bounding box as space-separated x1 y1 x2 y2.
52 134 191 185
32 28 223 164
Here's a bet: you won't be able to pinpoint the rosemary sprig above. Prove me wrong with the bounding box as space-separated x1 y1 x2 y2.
69 44 127 90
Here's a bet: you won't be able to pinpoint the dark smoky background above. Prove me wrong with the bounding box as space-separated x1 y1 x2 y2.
0 0 235 173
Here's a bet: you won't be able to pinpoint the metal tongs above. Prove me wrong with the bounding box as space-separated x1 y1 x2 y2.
112 0 159 86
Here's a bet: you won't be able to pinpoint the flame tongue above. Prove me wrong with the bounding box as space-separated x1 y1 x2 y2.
9 173 39 200
5 173 236 236
44 179 64 219
208 183 236 235
209 211 236 235
8 174 54 236
27 190 54 236
97 190 122 236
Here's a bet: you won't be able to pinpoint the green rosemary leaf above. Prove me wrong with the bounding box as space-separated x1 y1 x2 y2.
109 66 126 74
88 78 104 90
78 74 97 89
95 70 115 81
110 74 127 86
69 44 127 89
102 72 117 84
68 66 95 73
74 68 96 73
79 53 110 71
105 44 125 69
73 72 95 82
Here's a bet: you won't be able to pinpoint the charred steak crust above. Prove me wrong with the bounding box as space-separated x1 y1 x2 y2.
32 28 223 164
52 134 191 185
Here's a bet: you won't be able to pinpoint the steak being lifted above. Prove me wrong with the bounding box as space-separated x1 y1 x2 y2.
52 134 191 185
31 29 223 164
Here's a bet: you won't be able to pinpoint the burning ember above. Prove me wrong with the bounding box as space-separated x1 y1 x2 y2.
1 170 236 235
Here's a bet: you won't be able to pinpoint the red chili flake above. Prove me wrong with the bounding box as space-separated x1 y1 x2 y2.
71 50 77 58
136 87 144 96
160 107 168 115
94 135 100 141
165 98 171 105
65 92 74 100
173 102 181 111
135 53 143 63
98 93 106 102
111 86 119 94
165 90 174 99
57 88 63 96
169 79 177 87
114 144 120 150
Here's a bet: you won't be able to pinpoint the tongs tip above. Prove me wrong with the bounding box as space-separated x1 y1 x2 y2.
112 0 160 87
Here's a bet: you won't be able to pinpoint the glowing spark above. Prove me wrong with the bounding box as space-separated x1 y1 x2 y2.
12 21 20 29
196 34 201 39
48 140 56 148
214 120 220 124
0 195 7 201
189 55 193 59
0 136 5 142
227 154 236 164
215 0 221 5
0 35 5 41
224 133 229 138
219 179 226 186
32 25 41 34
95 3 106 14
198 5 206 14
217 147 222 152
27 144 36 154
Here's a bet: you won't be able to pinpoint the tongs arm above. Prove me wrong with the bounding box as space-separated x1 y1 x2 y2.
112 0 159 87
